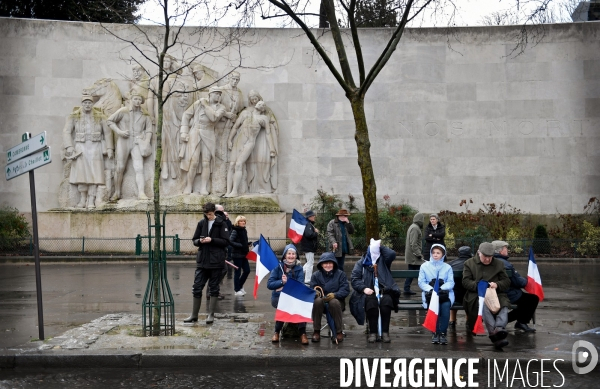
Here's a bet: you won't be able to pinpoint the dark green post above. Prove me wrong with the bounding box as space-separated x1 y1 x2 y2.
82 236 85 254
174 234 180 255
135 235 142 255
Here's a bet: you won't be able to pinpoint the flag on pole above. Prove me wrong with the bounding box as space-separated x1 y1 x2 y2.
422 277 440 333
288 209 308 244
275 278 315 323
524 247 545 302
472 281 488 335
253 235 279 299
246 240 259 261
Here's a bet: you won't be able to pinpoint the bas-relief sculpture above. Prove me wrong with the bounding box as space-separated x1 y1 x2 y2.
59 59 280 209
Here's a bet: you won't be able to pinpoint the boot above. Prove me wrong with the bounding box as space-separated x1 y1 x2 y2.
183 297 201 323
87 195 96 209
382 332 391 343
439 333 448 345
368 333 377 343
311 331 320 343
77 192 87 208
206 296 218 324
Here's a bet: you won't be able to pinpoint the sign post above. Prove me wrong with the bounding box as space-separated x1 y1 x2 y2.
5 132 50 341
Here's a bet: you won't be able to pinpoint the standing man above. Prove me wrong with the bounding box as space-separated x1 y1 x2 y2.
300 210 319 284
492 240 538 332
184 202 230 324
180 87 226 195
107 90 153 201
63 94 113 209
404 213 424 295
423 214 446 261
326 209 354 272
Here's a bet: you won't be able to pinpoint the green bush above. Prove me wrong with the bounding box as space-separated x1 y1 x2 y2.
0 207 31 251
532 225 550 254
574 221 600 256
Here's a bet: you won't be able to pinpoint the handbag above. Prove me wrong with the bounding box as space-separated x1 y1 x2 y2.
484 287 501 314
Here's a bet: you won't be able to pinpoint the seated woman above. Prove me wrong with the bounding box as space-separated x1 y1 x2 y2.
267 244 308 344
418 244 455 345
309 252 350 343
351 239 401 343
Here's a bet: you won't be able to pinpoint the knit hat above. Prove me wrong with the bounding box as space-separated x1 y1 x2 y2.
458 246 472 257
478 242 495 256
304 210 315 218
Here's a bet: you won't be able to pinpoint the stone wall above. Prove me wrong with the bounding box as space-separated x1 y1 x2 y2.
1 18 599 228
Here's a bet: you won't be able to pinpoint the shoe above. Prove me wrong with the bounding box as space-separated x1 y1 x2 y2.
271 332 280 343
431 332 440 344
515 322 536 332
335 332 344 343
240 288 247 296
489 328 508 343
448 321 456 329
494 339 509 349
382 332 391 343
234 290 244 296
404 290 416 295
311 331 320 342
183 297 202 323
439 333 448 345
206 297 218 324
368 333 377 343
300 334 309 345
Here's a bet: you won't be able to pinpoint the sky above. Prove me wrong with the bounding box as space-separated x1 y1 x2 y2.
136 0 575 28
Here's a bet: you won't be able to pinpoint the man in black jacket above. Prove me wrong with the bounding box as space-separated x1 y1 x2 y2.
184 202 230 324
300 210 319 284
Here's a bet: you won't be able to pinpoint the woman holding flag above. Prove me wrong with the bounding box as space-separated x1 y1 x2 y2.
267 244 309 344
418 244 454 345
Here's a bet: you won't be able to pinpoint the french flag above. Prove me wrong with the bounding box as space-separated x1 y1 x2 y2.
288 209 308 244
252 235 279 299
422 277 440 333
275 278 315 323
472 281 488 335
246 240 259 261
524 247 545 302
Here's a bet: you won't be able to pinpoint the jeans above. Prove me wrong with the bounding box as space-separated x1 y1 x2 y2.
233 258 250 292
404 264 421 291
436 300 451 333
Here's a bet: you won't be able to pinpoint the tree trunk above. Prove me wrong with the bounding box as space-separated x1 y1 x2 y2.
350 96 379 242
152 100 164 335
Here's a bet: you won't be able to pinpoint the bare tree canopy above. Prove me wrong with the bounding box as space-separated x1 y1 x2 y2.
0 0 146 23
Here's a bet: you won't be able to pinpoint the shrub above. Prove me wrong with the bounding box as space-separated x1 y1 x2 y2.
506 228 524 254
0 207 31 251
574 221 600 256
532 225 550 254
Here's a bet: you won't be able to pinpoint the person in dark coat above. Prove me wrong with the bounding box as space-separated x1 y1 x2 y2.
447 246 472 328
462 242 512 349
310 252 350 343
423 213 445 261
184 202 230 325
300 210 319 284
326 209 354 272
267 244 308 344
492 240 538 333
351 240 401 343
230 215 250 296
404 213 424 295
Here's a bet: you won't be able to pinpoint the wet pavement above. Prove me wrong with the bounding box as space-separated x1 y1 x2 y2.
0 261 599 387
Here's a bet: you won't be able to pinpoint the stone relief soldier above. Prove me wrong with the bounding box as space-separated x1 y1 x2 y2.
62 94 114 209
147 54 182 125
225 101 276 197
161 80 190 180
107 90 153 200
127 64 150 110
179 87 226 195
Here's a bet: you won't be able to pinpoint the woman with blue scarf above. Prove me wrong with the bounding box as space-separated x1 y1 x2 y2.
418 244 454 345
351 239 401 343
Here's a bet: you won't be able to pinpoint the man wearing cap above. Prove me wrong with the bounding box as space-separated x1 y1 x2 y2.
462 242 512 349
180 86 226 195
300 210 319 284
327 209 354 272
492 240 538 332
63 94 114 208
107 90 153 201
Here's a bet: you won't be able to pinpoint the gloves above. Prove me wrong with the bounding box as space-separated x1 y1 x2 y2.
323 293 335 302
428 278 444 287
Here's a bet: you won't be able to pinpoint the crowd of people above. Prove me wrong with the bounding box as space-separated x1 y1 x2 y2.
183 205 539 349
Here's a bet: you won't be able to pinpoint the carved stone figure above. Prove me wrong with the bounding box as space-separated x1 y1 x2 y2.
245 90 279 194
179 87 226 195
62 95 114 209
161 80 190 180
147 54 181 123
225 101 275 197
128 64 150 110
107 91 154 200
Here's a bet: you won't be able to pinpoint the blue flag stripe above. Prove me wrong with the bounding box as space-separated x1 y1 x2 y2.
258 235 279 270
282 278 316 303
291 209 308 225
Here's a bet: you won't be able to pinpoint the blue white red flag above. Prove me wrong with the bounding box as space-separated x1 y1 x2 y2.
253 235 279 299
472 281 488 335
422 276 440 333
288 209 308 244
524 247 545 302
275 278 315 323
246 240 259 261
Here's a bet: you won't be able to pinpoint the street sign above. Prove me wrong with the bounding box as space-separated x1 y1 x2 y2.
5 147 52 181
7 131 47 163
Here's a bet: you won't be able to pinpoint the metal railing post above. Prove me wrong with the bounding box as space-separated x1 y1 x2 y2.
82 236 85 254
135 234 142 255
175 234 180 255
29 235 33 255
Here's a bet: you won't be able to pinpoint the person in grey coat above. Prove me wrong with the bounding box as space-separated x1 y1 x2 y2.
404 213 424 295
326 209 354 272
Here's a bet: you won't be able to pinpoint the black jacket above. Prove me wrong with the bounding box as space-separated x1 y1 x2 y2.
300 221 319 253
192 215 230 269
423 222 445 255
309 253 350 304
229 226 249 260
